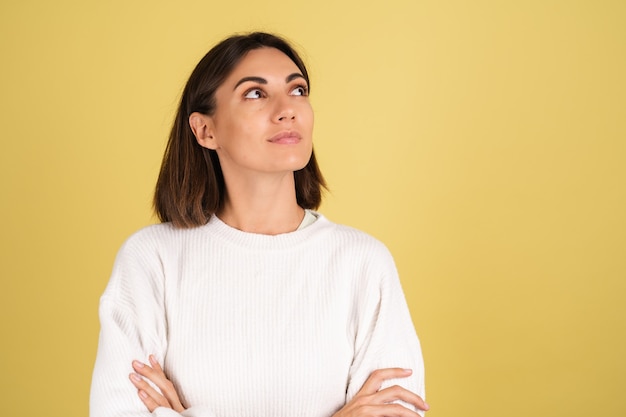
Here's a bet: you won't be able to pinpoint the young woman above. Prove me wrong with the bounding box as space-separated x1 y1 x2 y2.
90 32 428 417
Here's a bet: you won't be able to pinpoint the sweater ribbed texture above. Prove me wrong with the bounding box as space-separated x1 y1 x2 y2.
90 214 425 417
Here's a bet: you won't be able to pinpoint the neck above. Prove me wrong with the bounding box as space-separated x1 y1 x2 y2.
217 172 305 235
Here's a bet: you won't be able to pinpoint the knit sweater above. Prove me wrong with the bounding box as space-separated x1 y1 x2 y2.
90 213 425 417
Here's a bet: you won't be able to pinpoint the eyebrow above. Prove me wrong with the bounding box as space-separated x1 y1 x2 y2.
233 73 306 90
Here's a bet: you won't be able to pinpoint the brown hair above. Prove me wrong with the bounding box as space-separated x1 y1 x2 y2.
154 32 326 228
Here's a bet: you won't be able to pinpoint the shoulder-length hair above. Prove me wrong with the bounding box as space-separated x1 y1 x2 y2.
154 32 326 228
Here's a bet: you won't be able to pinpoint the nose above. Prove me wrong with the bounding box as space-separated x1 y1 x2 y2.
273 97 296 123
277 112 295 121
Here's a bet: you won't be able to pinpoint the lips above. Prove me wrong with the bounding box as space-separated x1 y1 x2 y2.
268 131 302 144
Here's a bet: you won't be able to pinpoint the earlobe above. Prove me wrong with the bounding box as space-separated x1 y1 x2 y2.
189 112 218 150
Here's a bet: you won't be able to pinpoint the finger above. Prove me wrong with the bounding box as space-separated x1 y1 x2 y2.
359 368 413 395
133 359 170 390
137 389 161 413
149 354 164 372
144 356 185 412
357 403 422 417
375 385 430 411
129 373 170 411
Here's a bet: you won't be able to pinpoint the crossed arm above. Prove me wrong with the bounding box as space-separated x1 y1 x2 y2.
129 356 429 417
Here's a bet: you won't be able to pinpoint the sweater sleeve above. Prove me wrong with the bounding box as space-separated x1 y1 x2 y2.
345 242 426 416
89 234 215 417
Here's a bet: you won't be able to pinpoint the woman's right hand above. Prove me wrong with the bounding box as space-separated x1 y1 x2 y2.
333 368 429 417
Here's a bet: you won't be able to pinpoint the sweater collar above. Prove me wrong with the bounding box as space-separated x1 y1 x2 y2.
201 211 330 250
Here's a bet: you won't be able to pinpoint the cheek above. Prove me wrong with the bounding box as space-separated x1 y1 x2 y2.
301 105 314 133
215 112 255 145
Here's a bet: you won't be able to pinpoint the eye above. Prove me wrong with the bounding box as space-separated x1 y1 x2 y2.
244 88 264 99
290 85 309 96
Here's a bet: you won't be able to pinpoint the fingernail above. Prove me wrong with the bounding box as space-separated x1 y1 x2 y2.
139 390 148 399
133 360 144 368
149 354 157 364
424 402 430 410
403 368 413 374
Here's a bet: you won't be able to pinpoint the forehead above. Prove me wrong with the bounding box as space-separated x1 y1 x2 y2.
226 47 302 82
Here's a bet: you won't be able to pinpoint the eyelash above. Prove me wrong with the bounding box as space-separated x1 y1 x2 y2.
243 84 309 100
291 84 309 96
243 88 265 99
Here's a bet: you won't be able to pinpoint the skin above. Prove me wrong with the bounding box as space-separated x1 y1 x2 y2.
130 359 430 416
189 47 314 235
129 47 429 415
130 355 185 413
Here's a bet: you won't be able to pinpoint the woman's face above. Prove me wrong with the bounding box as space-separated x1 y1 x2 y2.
204 47 314 178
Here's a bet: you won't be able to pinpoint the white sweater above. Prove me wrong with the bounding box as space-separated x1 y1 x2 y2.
90 213 425 417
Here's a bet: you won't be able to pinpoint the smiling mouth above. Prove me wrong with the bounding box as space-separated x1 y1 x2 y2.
268 131 302 144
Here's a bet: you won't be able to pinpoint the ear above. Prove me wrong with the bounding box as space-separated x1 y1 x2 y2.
189 112 218 150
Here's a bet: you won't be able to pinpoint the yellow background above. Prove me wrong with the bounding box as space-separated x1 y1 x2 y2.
1 1 624 416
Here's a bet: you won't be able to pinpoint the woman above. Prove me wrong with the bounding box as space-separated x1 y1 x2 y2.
90 32 428 417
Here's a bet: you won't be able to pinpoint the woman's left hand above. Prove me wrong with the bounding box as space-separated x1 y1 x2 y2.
129 354 186 413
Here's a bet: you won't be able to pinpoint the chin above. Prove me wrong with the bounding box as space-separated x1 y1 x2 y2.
282 151 312 171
